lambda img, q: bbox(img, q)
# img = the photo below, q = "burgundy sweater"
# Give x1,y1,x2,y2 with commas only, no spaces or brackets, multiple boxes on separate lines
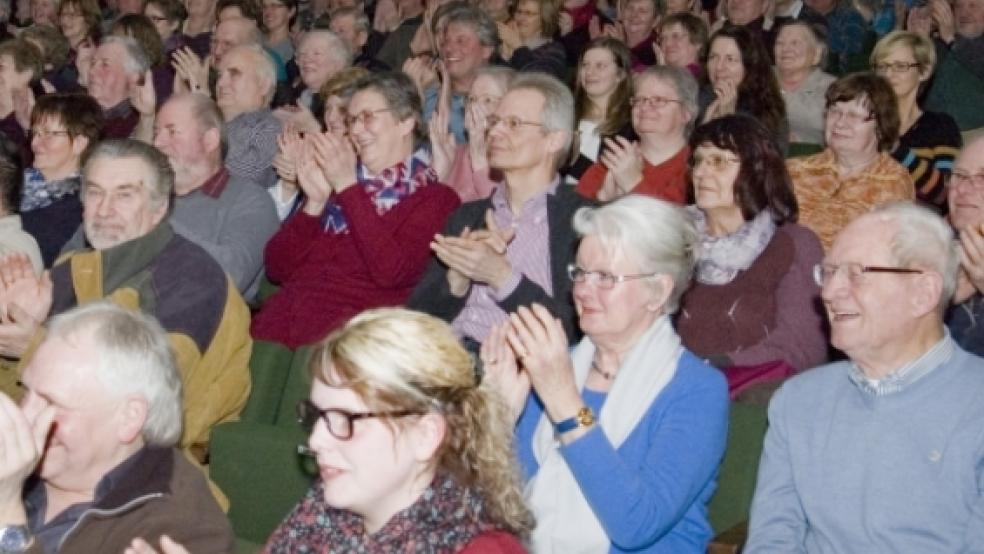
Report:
676,223,828,371
251,181,460,348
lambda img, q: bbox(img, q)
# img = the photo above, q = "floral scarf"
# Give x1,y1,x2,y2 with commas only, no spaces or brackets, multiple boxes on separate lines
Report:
263,473,498,553
19,169,80,212
687,206,777,285
318,149,434,234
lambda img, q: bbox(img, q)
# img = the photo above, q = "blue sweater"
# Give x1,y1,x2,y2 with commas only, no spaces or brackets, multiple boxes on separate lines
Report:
746,345,984,553
516,351,729,553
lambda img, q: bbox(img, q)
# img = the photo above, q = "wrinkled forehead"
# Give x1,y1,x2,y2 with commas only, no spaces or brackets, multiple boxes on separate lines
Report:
830,216,897,263
955,139,984,174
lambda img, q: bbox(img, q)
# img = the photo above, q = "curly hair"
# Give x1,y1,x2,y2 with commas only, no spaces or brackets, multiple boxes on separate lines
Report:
575,37,632,137
310,308,535,538
705,25,786,142
689,114,798,224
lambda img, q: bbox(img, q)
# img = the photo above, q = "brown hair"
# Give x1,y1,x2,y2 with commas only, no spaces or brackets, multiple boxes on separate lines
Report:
825,72,900,152
58,0,104,43
575,37,632,136
0,39,43,84
31,93,104,146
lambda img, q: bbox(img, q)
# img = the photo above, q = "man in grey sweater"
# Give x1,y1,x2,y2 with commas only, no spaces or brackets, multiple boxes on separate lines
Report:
152,93,279,301
745,201,984,553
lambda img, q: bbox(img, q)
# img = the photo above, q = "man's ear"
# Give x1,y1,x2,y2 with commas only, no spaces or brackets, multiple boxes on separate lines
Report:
909,270,944,319
117,395,148,444
203,126,222,155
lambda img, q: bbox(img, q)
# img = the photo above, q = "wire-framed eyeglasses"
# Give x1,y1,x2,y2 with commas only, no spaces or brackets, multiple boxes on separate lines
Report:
567,264,660,289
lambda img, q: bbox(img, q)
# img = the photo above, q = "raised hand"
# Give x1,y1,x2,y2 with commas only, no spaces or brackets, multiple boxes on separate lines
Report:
171,47,209,94
480,322,531,422
11,87,34,131
310,131,358,193
131,69,157,117
598,136,643,200
0,394,55,525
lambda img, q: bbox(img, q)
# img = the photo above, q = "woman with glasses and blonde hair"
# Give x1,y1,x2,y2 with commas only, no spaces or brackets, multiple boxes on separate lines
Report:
576,65,696,202
871,30,962,213
252,72,460,349
676,115,827,398
483,194,729,552
789,72,914,252
262,308,532,552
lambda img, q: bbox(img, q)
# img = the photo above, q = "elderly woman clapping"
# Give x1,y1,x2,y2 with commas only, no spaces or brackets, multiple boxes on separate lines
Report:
483,195,729,553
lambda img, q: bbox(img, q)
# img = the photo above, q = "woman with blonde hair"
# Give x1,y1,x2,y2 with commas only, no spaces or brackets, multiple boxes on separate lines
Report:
264,307,532,552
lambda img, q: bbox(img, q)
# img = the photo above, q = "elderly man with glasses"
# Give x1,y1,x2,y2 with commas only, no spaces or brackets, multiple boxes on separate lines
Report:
945,135,984,355
745,200,984,553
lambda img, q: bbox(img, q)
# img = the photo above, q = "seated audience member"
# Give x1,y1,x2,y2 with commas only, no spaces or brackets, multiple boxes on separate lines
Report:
409,73,589,345
215,43,283,188
171,16,267,98
775,20,835,145
556,0,613,69
261,0,297,62
482,195,728,551
655,12,708,79
431,66,514,203
871,30,961,212
373,0,425,70
790,72,913,251
0,158,42,274
0,302,234,553
422,4,497,145
144,0,189,58
82,36,151,139
577,66,695,202
29,0,58,27
677,115,827,395
945,136,984,355
0,139,251,451
611,0,661,71
181,0,216,57
249,308,531,552
773,0,827,29
328,6,390,71
19,25,79,93
252,72,460,348
274,30,351,125
270,66,369,220
718,0,774,51
567,37,633,183
56,0,101,60
497,0,567,80
19,93,102,267
152,93,279,300
701,25,789,153
914,0,984,133
806,0,870,75
746,202,984,552
0,39,42,164
111,13,176,107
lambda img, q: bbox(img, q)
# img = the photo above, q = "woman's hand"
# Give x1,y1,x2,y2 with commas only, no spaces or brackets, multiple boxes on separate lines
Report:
465,101,491,171
131,70,156,118
75,40,95,87
704,79,738,123
171,47,209,94
497,21,523,60
558,11,575,35
429,101,457,182
296,141,334,216
598,136,643,200
931,0,956,44
480,322,532,422
273,126,303,184
402,55,439,98
373,0,401,32
310,131,358,193
505,304,582,423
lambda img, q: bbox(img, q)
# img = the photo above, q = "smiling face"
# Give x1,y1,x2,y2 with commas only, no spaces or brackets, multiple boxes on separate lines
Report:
948,139,984,230
775,23,821,76
872,44,927,102
578,46,624,100
707,36,745,88
306,377,429,532
726,0,765,25
31,0,58,26
262,0,295,33
144,3,180,40
297,33,343,90
487,87,559,175
31,115,88,179
347,88,415,174
20,331,137,499
441,21,492,86
215,48,272,120
330,13,367,53
824,96,879,159
631,75,691,137
82,156,168,250
955,0,984,38
659,22,701,68
58,3,89,42
691,143,743,218
513,0,543,40
620,0,658,42
573,235,663,345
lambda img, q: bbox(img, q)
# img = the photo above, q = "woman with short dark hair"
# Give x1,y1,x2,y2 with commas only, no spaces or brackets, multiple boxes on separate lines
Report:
677,115,827,396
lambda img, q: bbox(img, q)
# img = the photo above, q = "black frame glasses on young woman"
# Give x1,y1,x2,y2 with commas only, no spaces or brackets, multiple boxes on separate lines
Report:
296,399,423,441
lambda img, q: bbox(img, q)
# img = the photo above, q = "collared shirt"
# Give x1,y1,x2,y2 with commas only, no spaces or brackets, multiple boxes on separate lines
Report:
848,332,955,396
790,149,914,251
452,179,559,342
198,167,230,199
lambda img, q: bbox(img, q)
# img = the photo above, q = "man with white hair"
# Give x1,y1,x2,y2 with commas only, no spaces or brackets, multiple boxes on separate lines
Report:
409,72,590,346
745,202,984,552
85,36,150,138
216,43,282,188
0,302,234,552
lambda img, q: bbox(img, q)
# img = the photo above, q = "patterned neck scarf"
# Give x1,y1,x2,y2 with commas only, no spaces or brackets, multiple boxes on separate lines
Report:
318,149,434,234
687,206,777,285
20,169,81,212
265,473,500,553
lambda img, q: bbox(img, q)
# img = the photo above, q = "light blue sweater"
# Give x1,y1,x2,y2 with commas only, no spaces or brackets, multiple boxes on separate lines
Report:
516,351,729,553
746,343,984,553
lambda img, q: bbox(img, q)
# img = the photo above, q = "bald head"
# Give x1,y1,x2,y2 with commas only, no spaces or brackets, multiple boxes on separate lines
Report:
211,17,263,65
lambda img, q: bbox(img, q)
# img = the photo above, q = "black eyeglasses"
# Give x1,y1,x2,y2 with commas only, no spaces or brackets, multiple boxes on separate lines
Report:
296,399,423,441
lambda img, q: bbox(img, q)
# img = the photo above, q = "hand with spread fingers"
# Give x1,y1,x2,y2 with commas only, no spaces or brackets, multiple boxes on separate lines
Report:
480,321,531,422
0,254,52,358
598,136,643,200
171,47,209,94
0,394,55,525
504,304,582,423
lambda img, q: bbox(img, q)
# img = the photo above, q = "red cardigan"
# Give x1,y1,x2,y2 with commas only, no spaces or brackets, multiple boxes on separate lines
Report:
575,146,689,204
251,181,460,348
461,531,528,553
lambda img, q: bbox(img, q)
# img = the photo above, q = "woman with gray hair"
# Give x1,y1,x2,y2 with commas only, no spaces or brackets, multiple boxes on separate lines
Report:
577,65,697,202
483,194,729,552
775,20,835,146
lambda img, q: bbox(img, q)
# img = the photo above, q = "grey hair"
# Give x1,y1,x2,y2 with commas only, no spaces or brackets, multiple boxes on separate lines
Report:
100,35,150,76
507,72,574,170
330,5,369,34
82,138,174,211
573,195,699,313
302,29,352,68
352,71,424,149
225,43,277,104
443,3,500,51
633,65,699,134
869,201,960,312
776,19,828,70
173,92,228,159
46,302,183,446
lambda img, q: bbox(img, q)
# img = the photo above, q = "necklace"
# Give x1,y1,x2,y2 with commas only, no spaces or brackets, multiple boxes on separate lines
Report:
591,360,616,380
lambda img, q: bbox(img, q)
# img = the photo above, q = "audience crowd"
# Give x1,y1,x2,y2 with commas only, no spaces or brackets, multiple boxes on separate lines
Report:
0,0,981,550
